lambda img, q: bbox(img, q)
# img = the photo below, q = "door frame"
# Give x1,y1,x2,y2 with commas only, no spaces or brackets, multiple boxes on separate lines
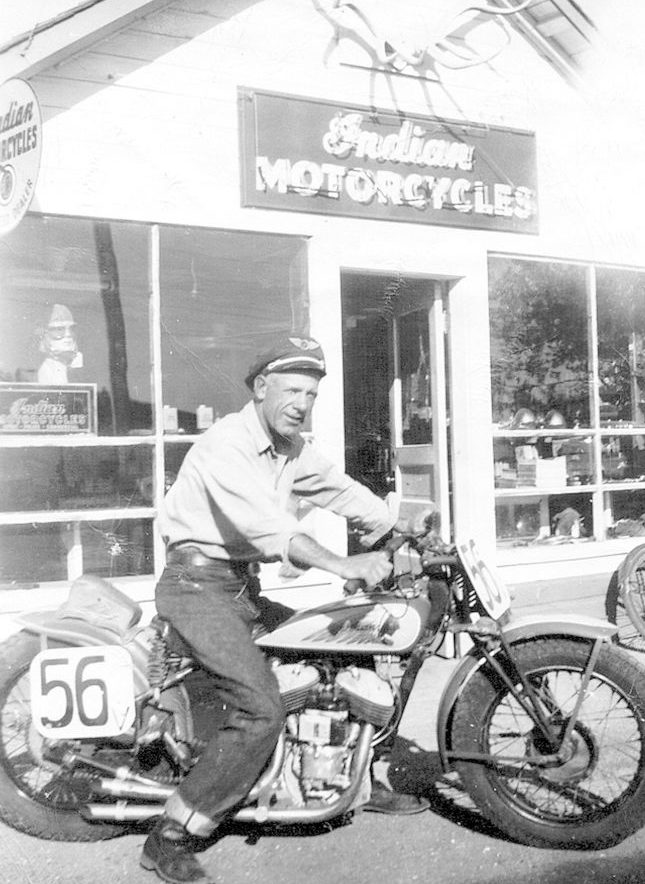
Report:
389,279,451,541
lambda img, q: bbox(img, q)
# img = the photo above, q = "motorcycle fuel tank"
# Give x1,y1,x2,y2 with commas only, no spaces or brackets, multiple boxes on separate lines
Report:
256,594,432,655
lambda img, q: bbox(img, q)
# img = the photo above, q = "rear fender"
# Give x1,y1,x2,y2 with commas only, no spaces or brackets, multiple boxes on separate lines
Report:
18,611,130,648
17,613,151,695
435,613,616,770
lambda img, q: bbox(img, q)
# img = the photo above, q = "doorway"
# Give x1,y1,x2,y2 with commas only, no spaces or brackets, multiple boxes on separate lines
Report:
341,272,451,538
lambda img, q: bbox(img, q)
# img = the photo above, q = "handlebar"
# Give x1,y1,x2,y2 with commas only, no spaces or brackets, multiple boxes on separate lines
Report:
342,531,457,595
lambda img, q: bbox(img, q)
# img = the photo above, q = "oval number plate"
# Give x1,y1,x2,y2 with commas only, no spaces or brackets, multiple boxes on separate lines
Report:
30,645,136,739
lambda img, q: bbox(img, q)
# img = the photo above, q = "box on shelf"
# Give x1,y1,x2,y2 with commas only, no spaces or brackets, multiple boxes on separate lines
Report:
516,456,567,488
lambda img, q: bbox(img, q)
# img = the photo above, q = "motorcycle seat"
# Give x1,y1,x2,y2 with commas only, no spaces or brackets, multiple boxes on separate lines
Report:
54,573,143,637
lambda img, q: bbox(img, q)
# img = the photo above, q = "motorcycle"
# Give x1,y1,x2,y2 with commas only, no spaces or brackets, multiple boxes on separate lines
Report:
2,524,645,850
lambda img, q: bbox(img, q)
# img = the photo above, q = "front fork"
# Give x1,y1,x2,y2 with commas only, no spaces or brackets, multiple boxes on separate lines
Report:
447,620,604,766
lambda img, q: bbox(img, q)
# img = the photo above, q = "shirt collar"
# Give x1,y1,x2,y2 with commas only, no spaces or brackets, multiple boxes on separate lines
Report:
241,400,304,458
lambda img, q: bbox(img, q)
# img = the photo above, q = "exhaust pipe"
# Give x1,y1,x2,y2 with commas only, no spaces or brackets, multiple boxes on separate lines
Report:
83,726,373,826
235,724,374,824
93,779,174,801
83,804,163,822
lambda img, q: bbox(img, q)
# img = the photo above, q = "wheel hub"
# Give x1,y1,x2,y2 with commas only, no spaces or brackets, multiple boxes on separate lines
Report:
528,720,597,784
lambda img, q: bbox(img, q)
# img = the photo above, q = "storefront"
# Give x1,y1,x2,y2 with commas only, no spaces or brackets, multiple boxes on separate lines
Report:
1,0,644,633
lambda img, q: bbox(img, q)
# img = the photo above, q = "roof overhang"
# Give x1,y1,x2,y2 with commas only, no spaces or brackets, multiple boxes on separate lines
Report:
0,0,174,84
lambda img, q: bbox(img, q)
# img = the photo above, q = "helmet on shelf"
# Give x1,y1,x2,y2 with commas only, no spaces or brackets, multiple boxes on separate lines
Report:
510,407,537,431
543,409,567,429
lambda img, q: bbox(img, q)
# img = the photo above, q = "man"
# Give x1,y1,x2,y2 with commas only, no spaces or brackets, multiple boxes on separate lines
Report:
141,334,427,884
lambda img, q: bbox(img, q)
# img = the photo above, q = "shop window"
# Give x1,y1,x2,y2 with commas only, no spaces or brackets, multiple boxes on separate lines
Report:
0,216,310,587
490,257,645,545
0,214,153,435
159,227,309,433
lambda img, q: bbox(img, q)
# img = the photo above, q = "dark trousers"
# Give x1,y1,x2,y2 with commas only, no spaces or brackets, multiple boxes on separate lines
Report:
155,559,286,834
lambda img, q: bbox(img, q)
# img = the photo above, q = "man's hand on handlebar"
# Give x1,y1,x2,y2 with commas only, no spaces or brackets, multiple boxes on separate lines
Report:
340,551,393,588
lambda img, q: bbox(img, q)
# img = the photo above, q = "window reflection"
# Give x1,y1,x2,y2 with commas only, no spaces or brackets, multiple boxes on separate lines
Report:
399,309,432,445
0,446,153,512
596,268,645,427
160,228,308,432
489,259,589,428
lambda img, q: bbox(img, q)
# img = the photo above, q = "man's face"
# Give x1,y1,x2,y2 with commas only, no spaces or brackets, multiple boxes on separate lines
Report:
254,371,320,442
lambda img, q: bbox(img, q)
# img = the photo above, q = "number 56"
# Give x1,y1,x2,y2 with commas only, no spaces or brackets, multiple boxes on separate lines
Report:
30,646,135,739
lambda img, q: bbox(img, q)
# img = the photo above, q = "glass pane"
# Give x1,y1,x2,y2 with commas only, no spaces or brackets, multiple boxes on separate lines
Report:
602,435,645,483
596,267,645,427
495,492,593,544
341,274,391,494
607,490,645,537
160,228,308,432
0,446,153,512
80,518,154,577
494,434,596,489
0,519,153,584
164,442,193,489
0,523,68,584
399,309,432,445
0,214,152,435
489,258,590,428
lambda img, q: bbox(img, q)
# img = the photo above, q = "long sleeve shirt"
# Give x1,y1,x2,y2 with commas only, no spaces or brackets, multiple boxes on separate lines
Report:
159,401,395,563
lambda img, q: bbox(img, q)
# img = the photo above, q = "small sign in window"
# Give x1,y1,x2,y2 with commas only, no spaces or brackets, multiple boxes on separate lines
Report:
0,382,97,434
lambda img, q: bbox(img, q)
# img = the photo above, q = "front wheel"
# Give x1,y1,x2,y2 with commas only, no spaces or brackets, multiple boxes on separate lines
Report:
450,637,645,849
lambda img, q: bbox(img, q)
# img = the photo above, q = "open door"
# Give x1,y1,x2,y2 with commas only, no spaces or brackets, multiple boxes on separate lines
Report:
342,273,451,540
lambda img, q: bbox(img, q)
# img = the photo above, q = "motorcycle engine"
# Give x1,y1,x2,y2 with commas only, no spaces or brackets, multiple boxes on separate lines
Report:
272,661,395,803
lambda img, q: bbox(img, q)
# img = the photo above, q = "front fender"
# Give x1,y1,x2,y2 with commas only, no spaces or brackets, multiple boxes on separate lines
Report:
500,612,616,644
435,612,616,770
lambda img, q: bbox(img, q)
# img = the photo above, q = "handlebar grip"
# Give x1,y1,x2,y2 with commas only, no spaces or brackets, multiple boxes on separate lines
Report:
343,578,366,596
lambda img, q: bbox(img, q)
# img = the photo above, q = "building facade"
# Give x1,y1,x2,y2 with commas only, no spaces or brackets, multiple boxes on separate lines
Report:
1,0,644,633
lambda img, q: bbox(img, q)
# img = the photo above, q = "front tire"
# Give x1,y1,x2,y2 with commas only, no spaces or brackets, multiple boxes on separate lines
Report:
450,637,645,849
0,631,124,841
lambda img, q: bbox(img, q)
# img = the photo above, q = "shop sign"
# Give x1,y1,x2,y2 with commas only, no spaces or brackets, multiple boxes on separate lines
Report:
0,78,42,237
239,88,538,233
0,383,97,435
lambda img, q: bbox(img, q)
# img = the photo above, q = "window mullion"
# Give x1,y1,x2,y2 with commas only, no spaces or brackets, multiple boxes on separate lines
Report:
150,224,165,576
587,264,604,539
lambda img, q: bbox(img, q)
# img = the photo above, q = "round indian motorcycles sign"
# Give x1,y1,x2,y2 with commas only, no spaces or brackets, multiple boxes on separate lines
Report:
0,78,42,236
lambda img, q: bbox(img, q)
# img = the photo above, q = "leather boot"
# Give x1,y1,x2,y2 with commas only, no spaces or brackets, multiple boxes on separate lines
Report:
140,816,212,884
362,782,430,815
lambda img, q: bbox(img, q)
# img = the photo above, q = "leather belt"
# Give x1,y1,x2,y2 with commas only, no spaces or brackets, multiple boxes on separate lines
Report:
166,544,251,578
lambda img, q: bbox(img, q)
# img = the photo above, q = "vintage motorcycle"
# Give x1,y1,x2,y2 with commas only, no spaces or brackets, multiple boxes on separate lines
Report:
2,525,645,850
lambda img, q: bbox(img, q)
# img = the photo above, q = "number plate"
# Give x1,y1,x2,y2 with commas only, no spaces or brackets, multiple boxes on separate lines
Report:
458,539,512,620
30,645,136,739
